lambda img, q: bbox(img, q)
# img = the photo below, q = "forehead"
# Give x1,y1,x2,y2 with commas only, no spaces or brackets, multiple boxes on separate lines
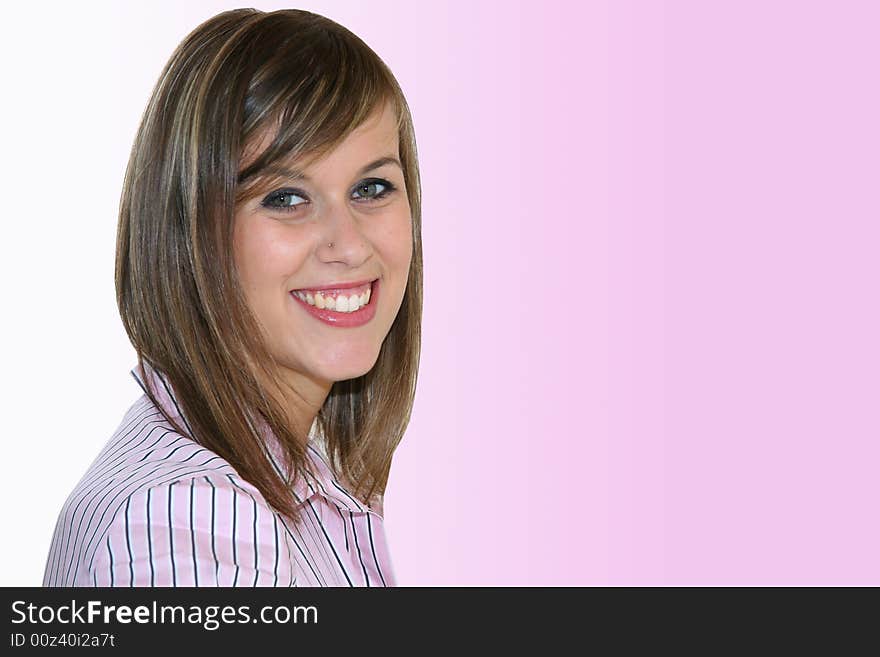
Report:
240,99,399,175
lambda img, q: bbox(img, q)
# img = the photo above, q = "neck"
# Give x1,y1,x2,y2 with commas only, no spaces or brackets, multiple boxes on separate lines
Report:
259,365,332,445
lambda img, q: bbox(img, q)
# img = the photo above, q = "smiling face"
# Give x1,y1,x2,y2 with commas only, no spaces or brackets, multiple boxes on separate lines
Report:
233,101,413,410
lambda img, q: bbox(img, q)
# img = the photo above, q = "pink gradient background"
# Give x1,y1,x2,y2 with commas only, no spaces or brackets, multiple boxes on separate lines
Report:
6,1,877,585
98,0,880,585
379,0,880,585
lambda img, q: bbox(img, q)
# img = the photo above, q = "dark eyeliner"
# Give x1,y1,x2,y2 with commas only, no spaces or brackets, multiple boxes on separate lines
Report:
259,177,397,213
260,188,307,211
354,177,396,200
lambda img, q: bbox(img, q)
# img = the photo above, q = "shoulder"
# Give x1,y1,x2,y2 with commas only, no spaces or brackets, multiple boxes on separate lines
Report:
109,469,276,536
88,394,241,497
94,471,292,586
81,393,250,538
45,396,244,583
45,391,300,587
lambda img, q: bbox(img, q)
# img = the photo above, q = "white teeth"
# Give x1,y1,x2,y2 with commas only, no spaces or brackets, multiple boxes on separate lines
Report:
293,283,373,313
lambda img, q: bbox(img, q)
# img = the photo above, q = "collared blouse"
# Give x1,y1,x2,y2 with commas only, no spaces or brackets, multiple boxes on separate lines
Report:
42,361,396,587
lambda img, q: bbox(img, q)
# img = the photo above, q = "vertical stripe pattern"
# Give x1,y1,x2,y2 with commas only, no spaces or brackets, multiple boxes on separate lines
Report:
42,362,397,587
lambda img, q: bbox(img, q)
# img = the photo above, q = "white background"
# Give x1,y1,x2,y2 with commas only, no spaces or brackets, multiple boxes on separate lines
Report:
0,0,444,586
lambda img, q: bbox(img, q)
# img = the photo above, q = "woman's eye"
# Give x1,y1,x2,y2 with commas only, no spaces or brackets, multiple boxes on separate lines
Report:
260,178,396,214
261,190,307,211
353,178,395,201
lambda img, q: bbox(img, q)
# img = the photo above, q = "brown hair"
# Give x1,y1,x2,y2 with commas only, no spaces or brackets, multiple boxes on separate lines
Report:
115,8,422,521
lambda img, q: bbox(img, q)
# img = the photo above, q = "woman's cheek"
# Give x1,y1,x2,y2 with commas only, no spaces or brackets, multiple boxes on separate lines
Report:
377,208,413,259
239,216,310,285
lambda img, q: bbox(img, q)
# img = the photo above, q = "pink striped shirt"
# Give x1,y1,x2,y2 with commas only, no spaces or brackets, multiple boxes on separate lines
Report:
42,361,396,587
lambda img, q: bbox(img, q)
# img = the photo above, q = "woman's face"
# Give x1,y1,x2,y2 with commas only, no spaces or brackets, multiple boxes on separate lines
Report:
233,101,413,398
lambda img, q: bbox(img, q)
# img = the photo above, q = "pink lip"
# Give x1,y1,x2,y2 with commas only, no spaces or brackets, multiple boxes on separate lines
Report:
289,279,379,328
293,278,376,292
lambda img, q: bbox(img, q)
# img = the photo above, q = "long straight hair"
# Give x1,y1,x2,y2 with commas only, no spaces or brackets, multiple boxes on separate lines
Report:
115,8,422,522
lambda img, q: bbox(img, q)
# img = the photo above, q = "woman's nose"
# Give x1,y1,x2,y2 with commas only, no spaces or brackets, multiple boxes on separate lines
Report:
316,203,372,265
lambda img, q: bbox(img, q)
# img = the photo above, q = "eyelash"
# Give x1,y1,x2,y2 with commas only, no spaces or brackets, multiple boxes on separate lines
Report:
260,178,397,213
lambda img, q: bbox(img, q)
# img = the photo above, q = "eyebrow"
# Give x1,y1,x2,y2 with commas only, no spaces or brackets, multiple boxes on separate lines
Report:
252,155,403,183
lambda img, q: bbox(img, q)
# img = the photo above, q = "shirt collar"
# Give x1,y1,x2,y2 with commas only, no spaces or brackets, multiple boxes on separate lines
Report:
130,360,371,514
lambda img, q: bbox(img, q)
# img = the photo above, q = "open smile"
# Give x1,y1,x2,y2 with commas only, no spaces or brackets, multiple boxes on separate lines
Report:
289,279,380,327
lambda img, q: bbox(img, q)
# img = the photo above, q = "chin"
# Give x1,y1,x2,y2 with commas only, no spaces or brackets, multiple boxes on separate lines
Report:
306,348,381,384
312,364,371,385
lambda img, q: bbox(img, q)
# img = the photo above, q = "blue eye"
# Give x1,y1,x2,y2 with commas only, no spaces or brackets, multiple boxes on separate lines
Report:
261,190,306,210
353,178,395,201
260,178,397,214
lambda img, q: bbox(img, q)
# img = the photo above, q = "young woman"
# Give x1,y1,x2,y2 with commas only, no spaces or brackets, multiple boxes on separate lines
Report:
42,8,422,587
